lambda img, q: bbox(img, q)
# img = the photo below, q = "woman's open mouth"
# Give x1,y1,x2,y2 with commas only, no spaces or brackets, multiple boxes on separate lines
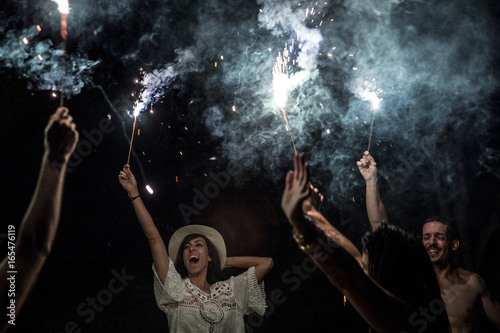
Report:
189,255,200,264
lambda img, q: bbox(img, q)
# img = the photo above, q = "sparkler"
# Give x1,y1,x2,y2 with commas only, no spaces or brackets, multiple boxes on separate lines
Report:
127,67,158,165
272,38,300,154
355,81,382,152
126,115,137,165
127,103,144,165
366,93,381,152
367,108,376,152
53,0,69,107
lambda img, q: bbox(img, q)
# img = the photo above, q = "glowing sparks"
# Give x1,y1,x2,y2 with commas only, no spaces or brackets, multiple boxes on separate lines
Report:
272,38,300,108
356,80,382,111
53,0,69,14
145,185,154,194
272,72,289,108
354,78,383,152
37,55,43,61
22,38,29,45
133,101,146,117
359,90,381,110
272,37,301,154
53,0,69,40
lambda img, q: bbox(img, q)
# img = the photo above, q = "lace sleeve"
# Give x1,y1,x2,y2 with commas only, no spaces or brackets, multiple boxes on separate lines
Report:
152,258,186,314
232,266,267,316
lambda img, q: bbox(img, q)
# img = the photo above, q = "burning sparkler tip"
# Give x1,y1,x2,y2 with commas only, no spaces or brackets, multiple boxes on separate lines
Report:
53,0,70,14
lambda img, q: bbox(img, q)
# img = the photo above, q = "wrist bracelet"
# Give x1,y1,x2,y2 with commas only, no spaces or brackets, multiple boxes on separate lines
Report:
293,223,320,252
130,194,140,202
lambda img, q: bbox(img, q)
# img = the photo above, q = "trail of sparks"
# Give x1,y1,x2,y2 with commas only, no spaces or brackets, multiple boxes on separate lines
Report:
272,38,300,154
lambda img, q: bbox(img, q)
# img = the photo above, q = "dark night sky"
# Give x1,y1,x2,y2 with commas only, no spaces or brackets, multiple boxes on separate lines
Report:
1,0,500,332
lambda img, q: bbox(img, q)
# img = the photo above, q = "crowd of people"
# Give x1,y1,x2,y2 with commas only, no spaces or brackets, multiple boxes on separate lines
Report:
1,107,499,333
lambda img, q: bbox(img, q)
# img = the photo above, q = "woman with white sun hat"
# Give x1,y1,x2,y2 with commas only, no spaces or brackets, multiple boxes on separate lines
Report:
119,165,273,332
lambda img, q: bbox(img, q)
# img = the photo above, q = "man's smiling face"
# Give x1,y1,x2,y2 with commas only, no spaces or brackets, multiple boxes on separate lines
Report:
422,221,454,266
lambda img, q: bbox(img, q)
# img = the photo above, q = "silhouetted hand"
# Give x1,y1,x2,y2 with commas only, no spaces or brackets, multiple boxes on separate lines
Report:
45,107,78,162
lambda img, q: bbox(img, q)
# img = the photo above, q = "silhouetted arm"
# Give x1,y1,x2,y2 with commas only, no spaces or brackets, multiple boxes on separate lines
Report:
0,107,78,333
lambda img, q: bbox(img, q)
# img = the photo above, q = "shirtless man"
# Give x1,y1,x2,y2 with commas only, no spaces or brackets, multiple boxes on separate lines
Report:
357,151,500,333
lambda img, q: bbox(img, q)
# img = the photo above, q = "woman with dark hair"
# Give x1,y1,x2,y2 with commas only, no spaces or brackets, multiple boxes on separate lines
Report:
361,223,449,332
281,153,450,332
119,165,273,333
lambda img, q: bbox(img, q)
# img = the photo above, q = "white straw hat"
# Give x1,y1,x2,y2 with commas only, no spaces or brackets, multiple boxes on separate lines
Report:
168,225,227,269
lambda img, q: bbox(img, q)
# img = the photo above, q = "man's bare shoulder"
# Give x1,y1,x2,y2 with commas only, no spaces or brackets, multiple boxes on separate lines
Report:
453,267,486,293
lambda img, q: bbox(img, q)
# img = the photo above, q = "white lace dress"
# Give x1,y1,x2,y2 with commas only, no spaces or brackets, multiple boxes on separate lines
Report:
152,259,266,333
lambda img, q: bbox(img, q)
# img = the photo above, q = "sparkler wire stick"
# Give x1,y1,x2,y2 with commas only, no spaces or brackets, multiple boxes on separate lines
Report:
127,116,137,165
281,107,297,154
55,1,69,107
367,108,375,152
60,31,67,107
